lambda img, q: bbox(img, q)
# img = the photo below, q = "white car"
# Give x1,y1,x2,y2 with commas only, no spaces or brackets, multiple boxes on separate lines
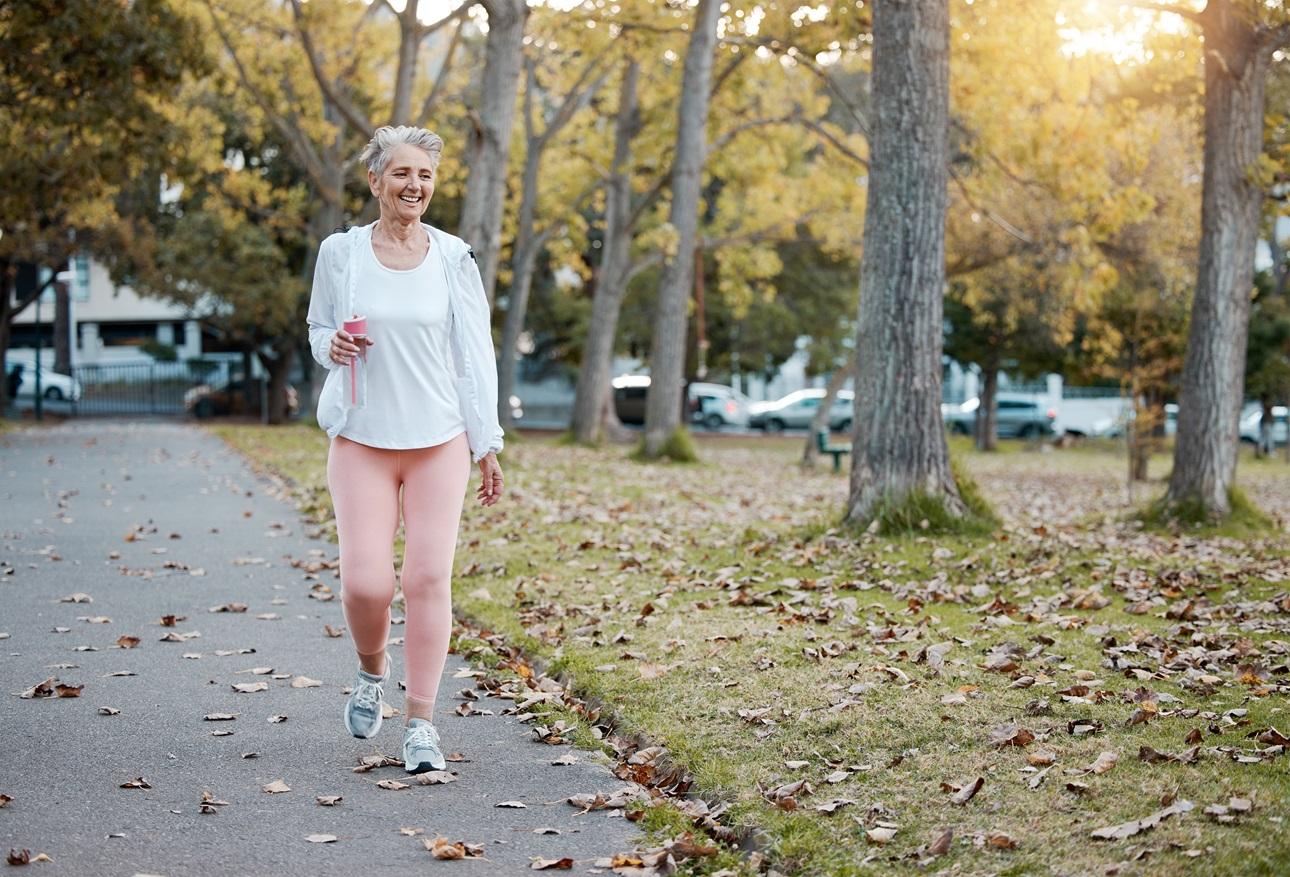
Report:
1240,403,1288,446
5,355,82,402
749,388,855,432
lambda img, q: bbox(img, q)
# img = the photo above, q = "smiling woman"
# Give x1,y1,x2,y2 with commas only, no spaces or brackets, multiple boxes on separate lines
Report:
303,123,506,777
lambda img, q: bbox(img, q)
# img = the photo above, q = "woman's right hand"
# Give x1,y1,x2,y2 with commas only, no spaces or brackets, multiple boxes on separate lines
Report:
329,329,372,365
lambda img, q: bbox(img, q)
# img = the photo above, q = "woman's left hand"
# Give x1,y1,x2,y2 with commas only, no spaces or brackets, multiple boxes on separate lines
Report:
476,452,504,507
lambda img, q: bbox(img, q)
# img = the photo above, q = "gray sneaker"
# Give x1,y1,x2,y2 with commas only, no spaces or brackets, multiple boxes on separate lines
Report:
403,718,446,774
343,663,387,739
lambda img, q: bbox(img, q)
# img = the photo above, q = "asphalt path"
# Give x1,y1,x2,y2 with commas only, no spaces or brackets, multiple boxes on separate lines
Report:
0,419,641,876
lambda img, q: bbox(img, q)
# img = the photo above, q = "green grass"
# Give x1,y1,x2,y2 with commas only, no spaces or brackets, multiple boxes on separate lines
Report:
213,423,1290,876
1143,485,1279,539
631,425,699,463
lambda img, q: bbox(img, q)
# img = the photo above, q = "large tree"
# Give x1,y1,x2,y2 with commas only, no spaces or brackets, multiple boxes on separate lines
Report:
640,0,723,458
1137,0,1290,517
846,0,966,524
0,0,204,410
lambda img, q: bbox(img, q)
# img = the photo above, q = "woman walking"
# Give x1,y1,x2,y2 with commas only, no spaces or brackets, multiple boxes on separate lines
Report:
305,126,504,773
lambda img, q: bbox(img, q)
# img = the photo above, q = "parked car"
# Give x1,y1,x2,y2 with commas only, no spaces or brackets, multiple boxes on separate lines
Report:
184,377,299,419
748,388,855,433
687,382,751,429
942,393,1057,438
611,375,752,429
1239,403,1289,446
4,355,82,402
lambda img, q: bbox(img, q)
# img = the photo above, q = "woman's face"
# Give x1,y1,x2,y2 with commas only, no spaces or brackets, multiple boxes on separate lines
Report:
369,143,436,224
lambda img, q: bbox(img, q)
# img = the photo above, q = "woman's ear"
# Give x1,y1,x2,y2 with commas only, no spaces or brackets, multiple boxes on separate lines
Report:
368,169,380,197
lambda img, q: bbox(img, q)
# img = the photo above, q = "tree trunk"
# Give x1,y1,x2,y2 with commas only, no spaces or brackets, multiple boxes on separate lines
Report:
257,340,294,426
1258,396,1274,458
801,357,855,469
641,0,721,458
1,258,12,414
496,147,540,428
571,58,639,444
975,363,998,452
1130,395,1153,482
1164,3,1272,517
458,0,527,307
53,281,71,375
845,0,965,523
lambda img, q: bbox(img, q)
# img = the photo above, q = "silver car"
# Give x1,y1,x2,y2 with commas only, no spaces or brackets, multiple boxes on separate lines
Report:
749,389,855,432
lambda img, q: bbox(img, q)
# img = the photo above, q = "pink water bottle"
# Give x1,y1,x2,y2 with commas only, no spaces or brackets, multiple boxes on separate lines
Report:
342,315,368,410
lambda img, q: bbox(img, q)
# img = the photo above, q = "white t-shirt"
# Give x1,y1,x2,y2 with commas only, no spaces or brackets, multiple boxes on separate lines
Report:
338,235,466,449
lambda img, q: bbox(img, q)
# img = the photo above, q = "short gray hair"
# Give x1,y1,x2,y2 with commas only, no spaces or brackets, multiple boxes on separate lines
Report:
359,126,444,176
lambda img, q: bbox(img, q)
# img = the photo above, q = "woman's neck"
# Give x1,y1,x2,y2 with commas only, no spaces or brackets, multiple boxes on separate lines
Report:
375,216,422,246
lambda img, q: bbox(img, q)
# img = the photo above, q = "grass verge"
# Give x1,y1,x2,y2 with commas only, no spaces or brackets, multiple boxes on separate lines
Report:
214,424,1290,877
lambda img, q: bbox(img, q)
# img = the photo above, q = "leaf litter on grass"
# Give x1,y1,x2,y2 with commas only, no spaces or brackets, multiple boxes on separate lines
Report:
217,426,1290,876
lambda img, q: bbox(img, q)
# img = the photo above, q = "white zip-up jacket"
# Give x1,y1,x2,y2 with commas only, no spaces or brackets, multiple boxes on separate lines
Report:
306,221,504,462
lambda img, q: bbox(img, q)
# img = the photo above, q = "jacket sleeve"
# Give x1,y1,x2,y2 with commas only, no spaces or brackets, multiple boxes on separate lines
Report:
306,237,341,371
459,248,505,460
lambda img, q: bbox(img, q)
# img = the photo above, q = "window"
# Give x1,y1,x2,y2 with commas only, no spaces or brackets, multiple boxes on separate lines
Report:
74,256,90,302
98,321,159,347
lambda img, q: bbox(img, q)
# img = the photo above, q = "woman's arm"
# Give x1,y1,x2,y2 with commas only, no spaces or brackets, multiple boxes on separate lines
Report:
306,238,342,370
458,247,505,460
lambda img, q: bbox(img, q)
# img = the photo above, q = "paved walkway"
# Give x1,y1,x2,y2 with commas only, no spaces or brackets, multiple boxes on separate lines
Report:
0,420,641,876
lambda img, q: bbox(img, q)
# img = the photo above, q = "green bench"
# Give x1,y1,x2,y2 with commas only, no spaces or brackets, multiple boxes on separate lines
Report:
815,427,851,472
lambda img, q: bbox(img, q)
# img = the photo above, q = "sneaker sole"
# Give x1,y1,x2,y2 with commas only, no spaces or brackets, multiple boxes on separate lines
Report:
405,759,446,774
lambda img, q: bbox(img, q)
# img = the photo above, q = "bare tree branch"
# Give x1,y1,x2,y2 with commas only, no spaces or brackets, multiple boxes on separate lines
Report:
1121,1,1206,26
289,0,375,136
800,118,868,167
202,0,333,198
415,17,465,126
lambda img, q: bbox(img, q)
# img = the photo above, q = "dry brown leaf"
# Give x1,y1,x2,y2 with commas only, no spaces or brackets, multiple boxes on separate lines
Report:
1087,751,1118,775
947,776,984,806
989,724,1035,748
262,779,291,794
928,827,953,857
415,771,458,785
98,707,121,716
316,795,343,806
305,834,337,844
204,713,237,722
290,676,323,689
1090,799,1194,840
529,857,574,870
425,836,484,860
119,777,151,789
231,682,268,694
376,779,410,791
495,800,527,808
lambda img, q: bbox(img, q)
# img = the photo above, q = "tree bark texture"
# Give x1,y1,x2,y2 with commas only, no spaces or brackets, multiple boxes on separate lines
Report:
846,0,965,522
1165,2,1273,516
642,0,721,457
53,281,71,375
571,59,640,444
458,0,528,308
975,363,998,452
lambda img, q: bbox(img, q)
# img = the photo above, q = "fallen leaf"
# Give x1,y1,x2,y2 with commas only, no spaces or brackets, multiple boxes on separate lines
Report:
376,779,410,791
866,826,897,845
290,676,323,689
415,771,458,785
232,682,269,694
1086,751,1118,775
119,777,151,789
928,827,953,856
316,795,343,806
989,724,1035,748
115,635,140,649
529,857,574,870
987,832,1017,850
306,834,337,844
425,837,484,860
496,800,527,808
947,776,984,806
1090,799,1194,840
204,713,237,722
262,780,291,794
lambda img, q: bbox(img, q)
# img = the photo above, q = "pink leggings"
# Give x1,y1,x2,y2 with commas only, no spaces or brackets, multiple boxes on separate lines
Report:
326,432,470,711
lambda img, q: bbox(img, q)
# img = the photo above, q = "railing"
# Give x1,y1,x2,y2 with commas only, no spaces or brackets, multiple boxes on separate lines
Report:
72,360,232,416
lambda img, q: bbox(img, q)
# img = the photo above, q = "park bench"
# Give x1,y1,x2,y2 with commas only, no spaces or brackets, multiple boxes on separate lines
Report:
815,427,851,473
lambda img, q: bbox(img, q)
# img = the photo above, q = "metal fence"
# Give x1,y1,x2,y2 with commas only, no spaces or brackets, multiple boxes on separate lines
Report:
72,360,234,416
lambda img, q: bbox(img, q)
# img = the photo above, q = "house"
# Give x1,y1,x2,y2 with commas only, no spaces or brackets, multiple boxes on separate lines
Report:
7,255,234,368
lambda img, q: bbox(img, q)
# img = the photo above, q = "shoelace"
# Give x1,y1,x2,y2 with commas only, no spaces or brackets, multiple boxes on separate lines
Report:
406,723,439,752
353,679,383,714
